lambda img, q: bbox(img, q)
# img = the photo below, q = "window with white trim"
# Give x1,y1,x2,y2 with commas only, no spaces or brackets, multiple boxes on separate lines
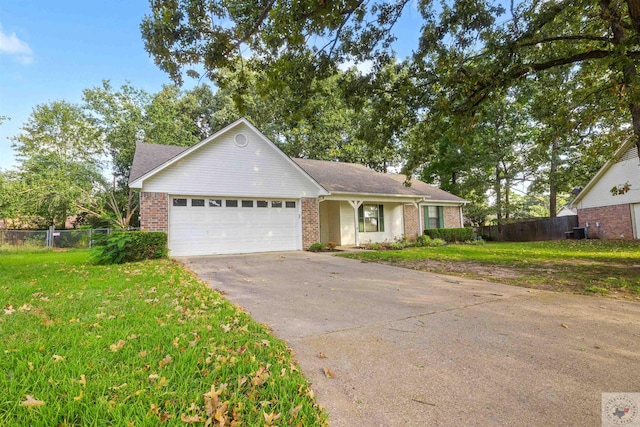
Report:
424,206,444,229
358,204,385,232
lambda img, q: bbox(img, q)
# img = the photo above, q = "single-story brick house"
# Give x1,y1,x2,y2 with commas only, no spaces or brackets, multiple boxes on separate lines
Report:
129,118,467,256
569,140,640,239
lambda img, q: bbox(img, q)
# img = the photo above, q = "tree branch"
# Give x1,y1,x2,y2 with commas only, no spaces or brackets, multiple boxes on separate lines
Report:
518,34,612,47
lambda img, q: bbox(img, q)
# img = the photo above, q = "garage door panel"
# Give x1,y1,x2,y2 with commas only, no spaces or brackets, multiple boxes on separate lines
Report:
169,197,300,256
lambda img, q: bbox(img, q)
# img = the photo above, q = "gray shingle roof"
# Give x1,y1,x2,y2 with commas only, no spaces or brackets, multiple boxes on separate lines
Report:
292,158,465,201
129,142,465,202
129,143,188,182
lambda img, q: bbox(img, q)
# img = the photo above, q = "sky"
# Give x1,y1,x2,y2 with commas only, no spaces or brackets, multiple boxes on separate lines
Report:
0,1,423,171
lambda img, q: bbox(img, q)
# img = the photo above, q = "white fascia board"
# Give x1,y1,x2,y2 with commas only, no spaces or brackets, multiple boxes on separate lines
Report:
320,192,467,205
128,117,328,196
570,139,635,207
241,119,329,196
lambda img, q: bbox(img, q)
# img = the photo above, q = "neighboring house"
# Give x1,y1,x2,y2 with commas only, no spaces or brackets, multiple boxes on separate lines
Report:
556,206,577,217
129,118,467,256
569,140,640,239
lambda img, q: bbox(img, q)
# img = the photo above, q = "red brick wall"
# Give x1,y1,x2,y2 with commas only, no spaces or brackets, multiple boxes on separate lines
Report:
578,204,633,239
301,197,319,249
444,206,462,228
403,204,419,241
139,192,168,233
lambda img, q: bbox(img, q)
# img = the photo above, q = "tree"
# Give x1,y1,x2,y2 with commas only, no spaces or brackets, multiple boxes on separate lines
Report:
140,0,640,181
9,101,105,228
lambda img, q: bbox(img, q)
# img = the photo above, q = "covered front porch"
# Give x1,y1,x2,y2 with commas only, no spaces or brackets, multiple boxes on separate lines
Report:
318,195,425,247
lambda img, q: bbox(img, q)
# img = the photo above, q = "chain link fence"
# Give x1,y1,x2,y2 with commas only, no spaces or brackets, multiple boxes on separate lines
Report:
0,228,140,249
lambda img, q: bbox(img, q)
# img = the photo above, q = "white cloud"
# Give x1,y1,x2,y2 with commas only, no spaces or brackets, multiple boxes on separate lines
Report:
0,24,33,64
338,59,374,74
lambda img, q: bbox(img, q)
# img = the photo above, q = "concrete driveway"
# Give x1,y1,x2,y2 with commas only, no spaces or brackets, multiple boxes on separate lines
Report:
181,251,640,426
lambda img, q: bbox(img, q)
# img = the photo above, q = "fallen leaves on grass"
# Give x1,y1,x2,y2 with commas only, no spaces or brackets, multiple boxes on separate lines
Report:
4,305,15,315
180,413,204,423
159,354,173,369
52,355,65,363
109,340,127,352
20,395,45,407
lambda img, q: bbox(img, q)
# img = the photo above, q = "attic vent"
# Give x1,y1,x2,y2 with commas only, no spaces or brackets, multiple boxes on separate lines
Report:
618,146,638,163
234,133,248,147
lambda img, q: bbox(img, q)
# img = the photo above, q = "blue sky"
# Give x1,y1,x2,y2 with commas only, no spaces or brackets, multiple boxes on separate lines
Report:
0,1,422,171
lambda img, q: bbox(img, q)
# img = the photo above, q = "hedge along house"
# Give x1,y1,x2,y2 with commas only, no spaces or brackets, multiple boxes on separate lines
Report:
129,118,467,256
569,139,640,239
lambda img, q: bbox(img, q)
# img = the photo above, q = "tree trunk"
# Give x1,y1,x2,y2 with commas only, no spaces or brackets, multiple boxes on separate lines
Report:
549,139,558,218
604,0,640,159
495,165,502,224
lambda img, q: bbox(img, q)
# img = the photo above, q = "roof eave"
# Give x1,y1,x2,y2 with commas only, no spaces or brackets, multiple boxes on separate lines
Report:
570,139,635,207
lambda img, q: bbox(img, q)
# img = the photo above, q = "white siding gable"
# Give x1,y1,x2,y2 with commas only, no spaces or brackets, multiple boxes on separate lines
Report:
142,122,323,198
577,156,640,209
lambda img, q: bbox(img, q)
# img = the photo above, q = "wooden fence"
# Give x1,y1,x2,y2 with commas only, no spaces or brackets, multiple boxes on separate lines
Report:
476,215,579,242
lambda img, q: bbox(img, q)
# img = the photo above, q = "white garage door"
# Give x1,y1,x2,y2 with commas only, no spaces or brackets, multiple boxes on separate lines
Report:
169,196,301,256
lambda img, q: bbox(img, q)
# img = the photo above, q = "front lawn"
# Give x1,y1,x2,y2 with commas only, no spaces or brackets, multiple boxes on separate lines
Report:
339,240,640,298
0,250,327,426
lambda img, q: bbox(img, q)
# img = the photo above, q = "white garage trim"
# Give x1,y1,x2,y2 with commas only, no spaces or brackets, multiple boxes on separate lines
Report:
169,195,301,256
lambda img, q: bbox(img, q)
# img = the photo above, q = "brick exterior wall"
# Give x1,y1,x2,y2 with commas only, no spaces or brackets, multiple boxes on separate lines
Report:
139,192,169,233
403,204,419,241
577,204,634,239
301,197,319,249
443,206,462,228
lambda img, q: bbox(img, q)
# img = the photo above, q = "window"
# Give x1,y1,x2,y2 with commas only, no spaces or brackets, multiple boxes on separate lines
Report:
226,200,238,207
191,199,205,207
271,201,282,208
209,199,222,207
424,206,444,229
242,200,254,208
285,201,296,208
173,198,187,207
358,204,385,232
257,200,268,208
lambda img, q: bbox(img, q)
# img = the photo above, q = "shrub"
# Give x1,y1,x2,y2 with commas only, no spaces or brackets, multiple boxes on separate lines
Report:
423,227,474,242
367,241,383,250
92,231,167,264
390,241,405,250
326,241,337,251
308,242,325,252
415,234,432,247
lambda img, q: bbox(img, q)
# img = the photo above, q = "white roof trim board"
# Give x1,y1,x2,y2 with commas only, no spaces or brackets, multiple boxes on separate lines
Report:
129,117,465,204
570,139,638,207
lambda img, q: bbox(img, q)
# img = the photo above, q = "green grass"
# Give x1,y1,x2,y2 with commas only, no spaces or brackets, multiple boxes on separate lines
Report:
0,250,327,426
339,240,640,297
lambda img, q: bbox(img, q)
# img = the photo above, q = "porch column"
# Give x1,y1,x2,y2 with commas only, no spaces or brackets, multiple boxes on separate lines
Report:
415,201,423,236
348,200,363,246
459,206,464,227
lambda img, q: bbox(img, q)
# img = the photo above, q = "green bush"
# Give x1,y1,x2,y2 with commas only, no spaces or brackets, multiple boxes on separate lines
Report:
415,234,432,247
308,242,325,252
423,227,474,242
92,231,167,264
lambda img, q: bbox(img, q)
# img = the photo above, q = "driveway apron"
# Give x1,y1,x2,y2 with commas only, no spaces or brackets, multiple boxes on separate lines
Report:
181,251,640,427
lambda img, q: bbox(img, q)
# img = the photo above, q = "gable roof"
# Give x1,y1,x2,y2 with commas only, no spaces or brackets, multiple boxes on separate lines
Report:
128,118,465,204
292,158,465,202
570,139,638,207
128,118,326,195
129,143,187,183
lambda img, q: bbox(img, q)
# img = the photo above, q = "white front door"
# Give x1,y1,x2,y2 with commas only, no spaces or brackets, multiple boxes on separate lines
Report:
168,196,301,256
